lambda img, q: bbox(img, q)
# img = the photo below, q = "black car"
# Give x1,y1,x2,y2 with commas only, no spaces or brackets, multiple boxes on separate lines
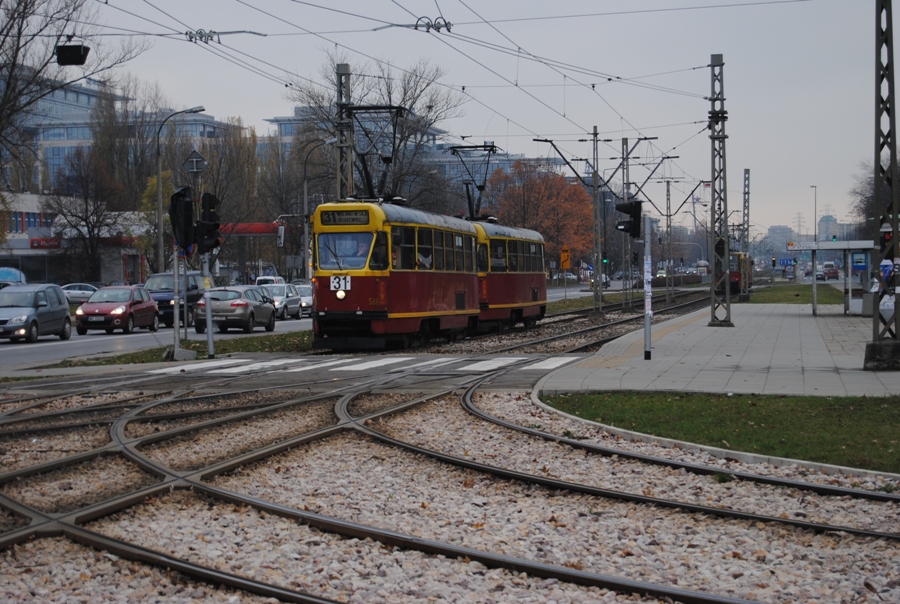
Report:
143,271,205,328
0,283,72,342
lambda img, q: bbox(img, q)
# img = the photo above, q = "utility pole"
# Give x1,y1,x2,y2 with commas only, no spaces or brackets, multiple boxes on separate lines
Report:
621,138,632,307
336,63,354,200
865,0,900,368
740,169,751,301
664,180,673,304
708,53,733,327
592,126,603,314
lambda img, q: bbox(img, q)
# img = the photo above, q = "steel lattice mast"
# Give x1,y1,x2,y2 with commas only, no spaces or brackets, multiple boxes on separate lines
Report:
866,0,900,368
708,54,733,327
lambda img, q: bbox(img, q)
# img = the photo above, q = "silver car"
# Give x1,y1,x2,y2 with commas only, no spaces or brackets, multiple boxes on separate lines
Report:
262,283,302,320
194,286,276,334
61,282,99,304
296,283,312,317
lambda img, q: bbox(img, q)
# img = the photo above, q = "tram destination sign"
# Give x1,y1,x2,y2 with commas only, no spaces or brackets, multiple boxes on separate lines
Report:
321,210,369,225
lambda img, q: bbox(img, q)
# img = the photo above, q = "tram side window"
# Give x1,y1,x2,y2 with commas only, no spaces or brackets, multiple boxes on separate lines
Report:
454,234,464,272
370,232,389,270
516,240,525,272
391,227,416,270
508,240,519,272
433,229,445,270
417,228,433,270
476,243,489,272
464,235,474,272
489,240,507,272
525,243,534,272
444,231,455,271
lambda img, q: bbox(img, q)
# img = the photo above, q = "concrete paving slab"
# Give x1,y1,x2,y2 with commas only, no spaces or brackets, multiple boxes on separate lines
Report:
539,303,900,397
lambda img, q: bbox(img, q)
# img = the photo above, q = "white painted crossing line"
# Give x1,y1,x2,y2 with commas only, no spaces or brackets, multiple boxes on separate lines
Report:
390,358,459,371
208,358,307,374
454,357,526,372
331,357,414,371
147,358,245,374
283,358,357,372
519,357,580,370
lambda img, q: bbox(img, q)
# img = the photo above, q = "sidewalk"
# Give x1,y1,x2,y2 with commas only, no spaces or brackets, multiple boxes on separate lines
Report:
538,304,900,397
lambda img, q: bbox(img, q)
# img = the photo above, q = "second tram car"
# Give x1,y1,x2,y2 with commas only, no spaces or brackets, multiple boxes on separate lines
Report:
311,201,547,349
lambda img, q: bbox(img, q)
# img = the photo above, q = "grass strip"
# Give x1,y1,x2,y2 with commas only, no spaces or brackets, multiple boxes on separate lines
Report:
544,391,900,476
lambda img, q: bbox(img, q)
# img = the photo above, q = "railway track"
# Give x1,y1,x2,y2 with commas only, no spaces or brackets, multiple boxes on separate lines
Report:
1,360,898,603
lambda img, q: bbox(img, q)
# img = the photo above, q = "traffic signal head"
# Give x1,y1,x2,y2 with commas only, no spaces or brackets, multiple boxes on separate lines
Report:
832,235,837,242
792,257,798,265
771,256,776,268
881,224,893,251
615,200,642,239
168,186,195,251
602,255,608,264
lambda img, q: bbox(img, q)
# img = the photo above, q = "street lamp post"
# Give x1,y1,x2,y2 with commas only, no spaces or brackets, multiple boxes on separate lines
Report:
156,106,205,271
810,185,817,242
302,138,336,280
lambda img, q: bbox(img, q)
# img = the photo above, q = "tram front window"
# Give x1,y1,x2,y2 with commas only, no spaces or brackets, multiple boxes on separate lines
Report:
317,233,374,270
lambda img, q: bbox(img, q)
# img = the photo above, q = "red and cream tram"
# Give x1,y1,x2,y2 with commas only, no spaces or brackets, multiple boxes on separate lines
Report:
311,201,546,349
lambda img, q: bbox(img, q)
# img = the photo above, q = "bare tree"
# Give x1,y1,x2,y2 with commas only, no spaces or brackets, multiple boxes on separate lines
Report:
0,0,145,172
41,147,125,281
287,53,464,211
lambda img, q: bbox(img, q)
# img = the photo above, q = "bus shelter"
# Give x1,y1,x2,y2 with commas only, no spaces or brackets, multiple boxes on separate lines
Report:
787,240,876,316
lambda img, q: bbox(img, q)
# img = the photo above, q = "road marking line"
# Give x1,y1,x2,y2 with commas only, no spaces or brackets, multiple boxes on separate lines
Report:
332,357,414,371
455,358,526,371
520,357,580,370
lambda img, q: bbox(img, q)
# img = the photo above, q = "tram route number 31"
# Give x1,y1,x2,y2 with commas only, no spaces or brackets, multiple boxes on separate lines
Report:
330,276,351,290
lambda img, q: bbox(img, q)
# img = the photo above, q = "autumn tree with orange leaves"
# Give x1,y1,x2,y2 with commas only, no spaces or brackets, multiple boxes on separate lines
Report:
485,160,594,268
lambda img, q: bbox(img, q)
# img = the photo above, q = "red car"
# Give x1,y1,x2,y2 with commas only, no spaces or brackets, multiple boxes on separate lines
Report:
75,286,159,335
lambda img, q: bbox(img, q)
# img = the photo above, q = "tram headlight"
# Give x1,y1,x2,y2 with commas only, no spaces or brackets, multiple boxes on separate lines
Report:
336,290,346,300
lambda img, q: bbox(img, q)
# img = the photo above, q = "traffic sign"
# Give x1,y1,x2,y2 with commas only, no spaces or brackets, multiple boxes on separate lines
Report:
560,246,571,269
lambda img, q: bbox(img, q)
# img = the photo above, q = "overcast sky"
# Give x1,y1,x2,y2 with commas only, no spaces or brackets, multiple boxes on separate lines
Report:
95,0,877,238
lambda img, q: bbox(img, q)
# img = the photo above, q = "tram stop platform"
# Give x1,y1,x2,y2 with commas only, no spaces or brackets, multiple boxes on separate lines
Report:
538,303,900,398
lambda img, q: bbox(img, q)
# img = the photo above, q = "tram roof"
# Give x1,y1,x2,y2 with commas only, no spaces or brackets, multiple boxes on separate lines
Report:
378,203,477,234
475,221,544,242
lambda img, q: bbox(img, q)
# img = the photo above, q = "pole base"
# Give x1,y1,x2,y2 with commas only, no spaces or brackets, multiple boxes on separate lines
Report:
164,347,197,362
644,350,651,360
708,320,734,328
863,340,900,371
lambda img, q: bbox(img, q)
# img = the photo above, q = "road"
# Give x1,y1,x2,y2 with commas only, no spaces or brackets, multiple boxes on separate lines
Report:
0,317,313,373
3,287,617,372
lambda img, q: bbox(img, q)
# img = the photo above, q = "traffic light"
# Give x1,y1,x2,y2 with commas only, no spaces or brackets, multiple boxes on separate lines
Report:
615,200,642,239
56,42,90,66
771,257,776,268
792,257,798,265
632,251,638,265
168,186,195,252
195,193,222,254
602,255,608,265
881,224,893,252
832,234,837,242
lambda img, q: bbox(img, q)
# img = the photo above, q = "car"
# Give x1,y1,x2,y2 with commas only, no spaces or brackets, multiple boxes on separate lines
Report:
261,283,302,319
612,271,623,280
296,282,312,317
656,270,667,278
143,271,205,328
815,270,825,281
0,283,72,342
590,274,610,289
255,275,285,287
194,285,276,334
61,282,99,304
559,272,579,282
75,286,159,335
824,267,839,280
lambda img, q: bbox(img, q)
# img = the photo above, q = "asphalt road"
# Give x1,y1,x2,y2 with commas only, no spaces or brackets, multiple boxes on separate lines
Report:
0,316,313,372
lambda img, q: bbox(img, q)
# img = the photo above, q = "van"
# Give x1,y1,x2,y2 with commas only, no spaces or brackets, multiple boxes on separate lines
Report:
255,276,285,286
